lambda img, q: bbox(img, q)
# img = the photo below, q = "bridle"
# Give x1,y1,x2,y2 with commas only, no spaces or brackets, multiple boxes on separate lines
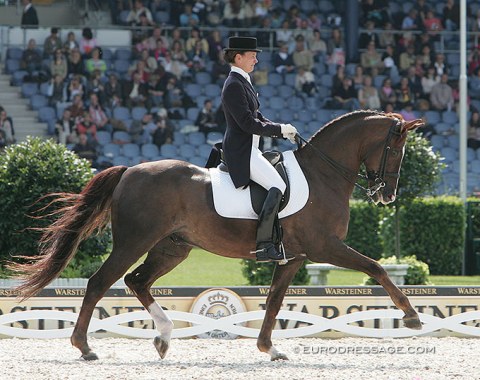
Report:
295,118,404,202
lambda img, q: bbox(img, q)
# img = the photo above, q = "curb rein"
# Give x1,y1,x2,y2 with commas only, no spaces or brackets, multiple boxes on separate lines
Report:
294,119,403,202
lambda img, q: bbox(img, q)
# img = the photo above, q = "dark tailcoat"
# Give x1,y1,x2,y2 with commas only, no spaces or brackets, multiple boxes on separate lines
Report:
221,71,282,188
21,6,39,27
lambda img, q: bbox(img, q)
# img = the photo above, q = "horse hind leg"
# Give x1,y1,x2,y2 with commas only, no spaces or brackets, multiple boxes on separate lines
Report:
257,256,305,361
124,238,191,359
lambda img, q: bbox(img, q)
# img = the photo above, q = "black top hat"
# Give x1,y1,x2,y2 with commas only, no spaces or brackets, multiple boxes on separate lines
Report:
224,37,262,52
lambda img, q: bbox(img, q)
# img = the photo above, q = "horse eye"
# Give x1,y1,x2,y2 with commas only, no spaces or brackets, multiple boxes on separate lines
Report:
391,150,399,158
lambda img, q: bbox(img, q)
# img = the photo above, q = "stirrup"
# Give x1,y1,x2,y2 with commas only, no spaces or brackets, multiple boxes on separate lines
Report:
251,242,294,266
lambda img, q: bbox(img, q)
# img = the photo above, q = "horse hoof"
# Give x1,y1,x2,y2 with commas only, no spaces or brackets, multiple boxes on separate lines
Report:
81,352,99,361
154,336,170,359
403,316,422,330
271,352,289,361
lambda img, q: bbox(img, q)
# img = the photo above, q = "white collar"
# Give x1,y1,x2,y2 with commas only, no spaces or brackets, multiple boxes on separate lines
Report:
230,66,252,85
24,3,32,11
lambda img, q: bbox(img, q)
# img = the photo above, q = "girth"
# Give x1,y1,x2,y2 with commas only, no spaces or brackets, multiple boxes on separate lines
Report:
205,143,291,214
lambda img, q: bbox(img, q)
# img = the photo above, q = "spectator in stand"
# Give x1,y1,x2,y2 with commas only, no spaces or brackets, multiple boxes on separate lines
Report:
414,32,435,55
379,77,397,108
269,7,283,29
468,110,480,150
332,64,346,93
469,67,480,99
358,20,380,50
128,59,150,84
472,9,480,33
415,0,431,25
127,0,154,26
406,65,424,100
43,28,63,58
67,48,86,80
76,111,98,145
185,27,209,55
378,21,396,48
21,0,39,28
147,26,169,51
124,71,149,109
211,50,230,83
417,44,434,71
132,112,155,144
276,20,293,48
272,43,295,75
381,44,399,76
399,44,416,75
327,28,346,67
168,28,186,50
331,77,360,111
468,45,480,76
50,48,68,82
308,29,327,63
67,94,86,122
104,73,124,108
63,31,79,55
47,74,67,108
358,75,381,110
402,9,421,31
88,93,109,132
55,108,76,145
138,48,158,73
163,41,189,79
85,47,107,79
79,27,97,58
421,66,440,99
399,102,417,121
292,35,314,71
147,72,166,108
152,108,174,148
0,108,15,147
196,99,222,136
360,41,383,76
361,0,389,27
20,38,42,77
295,66,316,97
67,74,85,102
187,40,208,74
72,133,97,167
152,38,168,63
395,77,415,109
256,16,274,48
433,53,449,78
430,73,454,111
307,10,322,30
442,0,460,31
423,10,443,37
207,30,224,62
352,65,365,90
285,4,302,28
295,19,313,43
180,3,200,27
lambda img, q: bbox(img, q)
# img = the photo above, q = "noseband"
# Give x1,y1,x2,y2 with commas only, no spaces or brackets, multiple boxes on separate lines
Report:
296,118,403,202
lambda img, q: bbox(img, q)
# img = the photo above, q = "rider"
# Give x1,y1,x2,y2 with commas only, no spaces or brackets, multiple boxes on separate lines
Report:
221,36,297,263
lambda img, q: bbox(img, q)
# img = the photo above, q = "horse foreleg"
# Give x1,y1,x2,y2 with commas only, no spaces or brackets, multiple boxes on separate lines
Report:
124,240,190,360
257,256,305,361
316,239,422,330
71,253,135,360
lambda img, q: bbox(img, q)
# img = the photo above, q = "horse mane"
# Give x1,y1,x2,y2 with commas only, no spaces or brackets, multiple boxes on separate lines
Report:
309,110,404,140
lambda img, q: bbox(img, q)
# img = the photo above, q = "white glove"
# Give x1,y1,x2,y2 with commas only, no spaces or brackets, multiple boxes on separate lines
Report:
281,124,298,143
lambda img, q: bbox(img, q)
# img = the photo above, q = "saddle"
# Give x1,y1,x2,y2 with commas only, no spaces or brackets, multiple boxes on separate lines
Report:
205,143,291,214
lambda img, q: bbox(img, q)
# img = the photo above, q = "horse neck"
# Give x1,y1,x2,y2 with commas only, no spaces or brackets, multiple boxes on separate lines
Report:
295,118,368,198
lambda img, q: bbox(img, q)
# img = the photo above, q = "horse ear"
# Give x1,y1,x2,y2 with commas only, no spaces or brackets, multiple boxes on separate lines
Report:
402,118,425,132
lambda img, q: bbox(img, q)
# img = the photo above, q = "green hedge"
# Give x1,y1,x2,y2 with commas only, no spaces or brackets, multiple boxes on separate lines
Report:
345,200,384,260
364,255,431,285
380,197,465,275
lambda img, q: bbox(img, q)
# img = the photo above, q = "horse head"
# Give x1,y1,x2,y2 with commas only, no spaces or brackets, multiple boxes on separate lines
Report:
363,114,423,205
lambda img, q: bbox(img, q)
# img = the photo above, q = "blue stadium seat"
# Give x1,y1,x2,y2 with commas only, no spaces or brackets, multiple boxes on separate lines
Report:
278,108,292,122
257,85,276,97
204,84,221,98
30,94,48,110
173,131,185,146
198,143,213,158
424,110,441,124
114,48,132,61
113,106,131,121
446,134,459,148
278,85,294,99
467,148,476,161
430,135,445,150
261,107,277,120
206,132,223,145
185,83,203,98
289,96,304,111
195,72,212,85
141,143,159,159
129,156,143,166
154,11,170,24
269,96,284,110
316,109,333,123
187,107,200,122
11,70,28,86
179,144,196,159
440,147,458,163
188,132,206,146
113,59,130,75
96,131,112,146
7,47,23,60
38,106,56,122
297,111,313,123
103,143,121,158
160,144,178,158
112,131,131,144
122,143,140,158
320,74,333,88
442,111,459,124
268,72,283,86
113,156,130,166
471,160,480,174
21,82,38,98
300,0,317,13
190,156,206,167
434,122,453,135
131,106,147,121
284,73,296,87
5,59,20,74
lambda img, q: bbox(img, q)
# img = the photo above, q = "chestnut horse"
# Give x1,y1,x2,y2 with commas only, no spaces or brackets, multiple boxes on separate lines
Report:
10,110,424,361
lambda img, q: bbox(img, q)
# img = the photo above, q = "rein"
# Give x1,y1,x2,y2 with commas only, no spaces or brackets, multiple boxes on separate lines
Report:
295,119,403,201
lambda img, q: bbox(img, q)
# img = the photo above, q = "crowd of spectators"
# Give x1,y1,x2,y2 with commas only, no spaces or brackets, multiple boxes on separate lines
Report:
5,0,480,165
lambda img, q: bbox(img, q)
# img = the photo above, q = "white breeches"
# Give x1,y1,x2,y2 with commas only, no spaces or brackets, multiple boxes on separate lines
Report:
249,146,286,193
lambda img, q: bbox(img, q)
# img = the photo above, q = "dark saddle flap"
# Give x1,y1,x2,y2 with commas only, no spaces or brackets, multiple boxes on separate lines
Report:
205,143,290,215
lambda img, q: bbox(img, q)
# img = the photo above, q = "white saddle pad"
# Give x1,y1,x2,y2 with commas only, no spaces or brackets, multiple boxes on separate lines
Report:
209,150,309,220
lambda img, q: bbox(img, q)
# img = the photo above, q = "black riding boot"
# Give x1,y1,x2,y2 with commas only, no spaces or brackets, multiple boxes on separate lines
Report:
253,187,294,263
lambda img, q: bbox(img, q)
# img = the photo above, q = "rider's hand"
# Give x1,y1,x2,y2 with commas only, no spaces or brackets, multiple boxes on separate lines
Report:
281,124,298,143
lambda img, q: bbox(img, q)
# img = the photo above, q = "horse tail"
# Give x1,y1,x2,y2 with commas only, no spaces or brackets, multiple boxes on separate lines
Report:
9,166,129,301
